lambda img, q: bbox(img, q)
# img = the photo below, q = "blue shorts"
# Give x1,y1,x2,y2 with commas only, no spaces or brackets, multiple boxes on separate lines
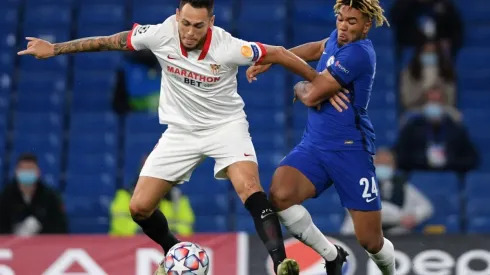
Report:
279,142,382,211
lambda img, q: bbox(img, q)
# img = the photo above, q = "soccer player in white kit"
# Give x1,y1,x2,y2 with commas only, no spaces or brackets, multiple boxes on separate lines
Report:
18,0,322,274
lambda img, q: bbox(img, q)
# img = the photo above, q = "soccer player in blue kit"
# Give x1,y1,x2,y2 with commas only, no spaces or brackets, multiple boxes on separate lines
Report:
247,0,396,274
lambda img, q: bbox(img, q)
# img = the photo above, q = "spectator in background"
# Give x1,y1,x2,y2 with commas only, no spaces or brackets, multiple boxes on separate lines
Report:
391,0,464,58
112,50,161,115
395,87,479,173
0,153,67,235
400,40,456,111
341,147,434,235
110,156,195,236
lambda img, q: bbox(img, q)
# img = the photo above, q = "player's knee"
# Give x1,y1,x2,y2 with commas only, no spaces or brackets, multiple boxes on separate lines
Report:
269,184,295,211
129,198,154,220
356,233,384,253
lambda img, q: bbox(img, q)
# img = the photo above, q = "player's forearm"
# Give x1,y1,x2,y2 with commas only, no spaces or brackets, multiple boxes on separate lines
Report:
263,46,318,81
294,81,333,107
53,31,130,55
288,41,324,62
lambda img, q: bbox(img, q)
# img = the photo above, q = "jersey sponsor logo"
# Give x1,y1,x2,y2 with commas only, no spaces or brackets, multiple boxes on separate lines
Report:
167,66,220,83
327,56,335,67
209,64,221,75
335,60,350,74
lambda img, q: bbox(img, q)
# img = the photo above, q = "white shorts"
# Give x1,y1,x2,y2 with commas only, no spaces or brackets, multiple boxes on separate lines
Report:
139,119,258,184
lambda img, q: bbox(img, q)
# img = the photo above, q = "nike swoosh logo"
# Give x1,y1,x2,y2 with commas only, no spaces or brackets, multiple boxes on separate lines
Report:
366,197,377,203
244,153,254,157
167,55,178,60
261,213,273,219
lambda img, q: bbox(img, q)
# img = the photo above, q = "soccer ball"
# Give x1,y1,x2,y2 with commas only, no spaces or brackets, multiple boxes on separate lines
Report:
163,242,210,275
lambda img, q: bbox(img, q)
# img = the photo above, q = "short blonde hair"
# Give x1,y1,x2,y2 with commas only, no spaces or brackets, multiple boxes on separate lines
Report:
334,0,390,27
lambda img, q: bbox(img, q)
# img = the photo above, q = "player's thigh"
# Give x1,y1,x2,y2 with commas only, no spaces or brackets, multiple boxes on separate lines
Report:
129,176,174,218
270,144,329,210
348,209,384,253
325,150,382,211
204,120,261,202
140,127,204,184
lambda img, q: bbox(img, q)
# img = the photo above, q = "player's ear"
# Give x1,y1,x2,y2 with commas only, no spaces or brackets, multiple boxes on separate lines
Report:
176,8,180,20
363,20,372,35
209,15,215,27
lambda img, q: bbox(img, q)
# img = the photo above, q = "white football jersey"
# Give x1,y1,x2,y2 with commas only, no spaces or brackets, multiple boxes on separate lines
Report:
127,15,267,130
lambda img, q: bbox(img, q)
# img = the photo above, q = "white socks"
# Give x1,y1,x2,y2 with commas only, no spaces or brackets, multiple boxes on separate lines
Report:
367,238,396,275
277,205,338,261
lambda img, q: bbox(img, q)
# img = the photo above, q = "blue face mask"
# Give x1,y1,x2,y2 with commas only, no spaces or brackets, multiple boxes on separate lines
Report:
376,165,394,181
421,53,438,66
424,103,443,120
16,170,38,186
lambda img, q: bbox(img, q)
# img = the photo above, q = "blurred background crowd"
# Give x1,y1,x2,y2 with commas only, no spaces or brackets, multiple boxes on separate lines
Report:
0,0,488,237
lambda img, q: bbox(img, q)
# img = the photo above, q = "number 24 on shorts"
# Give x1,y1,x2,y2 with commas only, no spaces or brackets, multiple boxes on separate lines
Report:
359,177,378,203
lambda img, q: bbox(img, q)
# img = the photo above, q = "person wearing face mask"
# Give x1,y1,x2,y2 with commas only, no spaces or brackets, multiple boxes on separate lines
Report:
0,153,67,235
340,147,434,235
400,40,456,111
395,88,479,173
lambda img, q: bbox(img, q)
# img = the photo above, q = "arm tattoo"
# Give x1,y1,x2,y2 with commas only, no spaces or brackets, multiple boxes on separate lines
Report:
53,31,130,55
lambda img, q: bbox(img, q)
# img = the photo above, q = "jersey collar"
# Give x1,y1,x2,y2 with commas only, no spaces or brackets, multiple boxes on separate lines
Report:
179,28,213,60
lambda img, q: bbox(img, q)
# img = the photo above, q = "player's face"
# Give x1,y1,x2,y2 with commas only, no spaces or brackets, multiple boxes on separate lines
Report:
336,6,372,46
176,4,215,51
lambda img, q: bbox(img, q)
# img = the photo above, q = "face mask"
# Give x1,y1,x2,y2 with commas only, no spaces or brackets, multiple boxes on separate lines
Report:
16,170,38,186
424,103,443,120
376,165,394,181
421,53,438,66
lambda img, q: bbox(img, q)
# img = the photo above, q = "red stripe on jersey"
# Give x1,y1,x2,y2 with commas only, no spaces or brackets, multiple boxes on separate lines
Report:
127,23,139,51
256,42,267,63
198,28,213,60
180,42,188,57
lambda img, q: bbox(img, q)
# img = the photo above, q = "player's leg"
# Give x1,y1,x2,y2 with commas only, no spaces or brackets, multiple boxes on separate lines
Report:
129,128,204,254
270,145,346,274
328,151,395,275
207,120,294,274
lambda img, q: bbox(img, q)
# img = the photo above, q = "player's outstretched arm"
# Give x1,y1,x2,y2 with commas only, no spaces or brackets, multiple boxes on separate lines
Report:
17,31,130,59
293,70,344,107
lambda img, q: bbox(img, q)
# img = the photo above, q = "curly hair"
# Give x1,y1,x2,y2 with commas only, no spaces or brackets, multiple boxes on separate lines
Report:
334,0,390,27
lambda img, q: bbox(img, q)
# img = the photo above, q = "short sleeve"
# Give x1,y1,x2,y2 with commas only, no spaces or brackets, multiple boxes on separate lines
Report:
218,33,267,66
127,23,163,51
327,45,368,86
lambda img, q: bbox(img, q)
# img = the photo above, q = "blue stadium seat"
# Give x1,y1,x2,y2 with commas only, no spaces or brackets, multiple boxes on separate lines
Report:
235,214,255,232
1,8,18,29
20,54,69,71
65,174,116,196
77,25,124,38
70,112,118,134
194,215,228,233
311,214,343,233
23,27,71,44
237,24,286,45
213,4,233,29
465,173,490,198
468,217,490,233
1,0,22,8
249,132,286,151
467,198,490,217
69,133,118,156
67,154,117,175
17,71,67,93
73,70,116,93
74,52,122,70
459,91,490,109
247,111,286,132
418,215,461,233
68,217,110,234
24,6,72,28
238,4,286,23
367,27,393,46
25,0,73,6
132,5,175,25
123,134,160,185
72,90,114,112
237,67,287,92
292,0,336,24
16,92,65,113
14,112,63,135
369,108,398,132
0,30,16,51
125,112,167,134
465,25,490,46
0,49,15,74
292,24,328,46
78,4,125,25
187,194,228,216
64,195,111,217
303,188,344,215
369,91,396,109
457,0,490,23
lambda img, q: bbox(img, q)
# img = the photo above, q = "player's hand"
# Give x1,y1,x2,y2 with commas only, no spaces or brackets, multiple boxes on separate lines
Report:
330,88,350,112
17,37,56,59
246,64,272,83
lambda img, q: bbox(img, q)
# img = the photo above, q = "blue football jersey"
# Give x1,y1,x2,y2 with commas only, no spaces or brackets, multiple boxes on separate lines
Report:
302,29,377,154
